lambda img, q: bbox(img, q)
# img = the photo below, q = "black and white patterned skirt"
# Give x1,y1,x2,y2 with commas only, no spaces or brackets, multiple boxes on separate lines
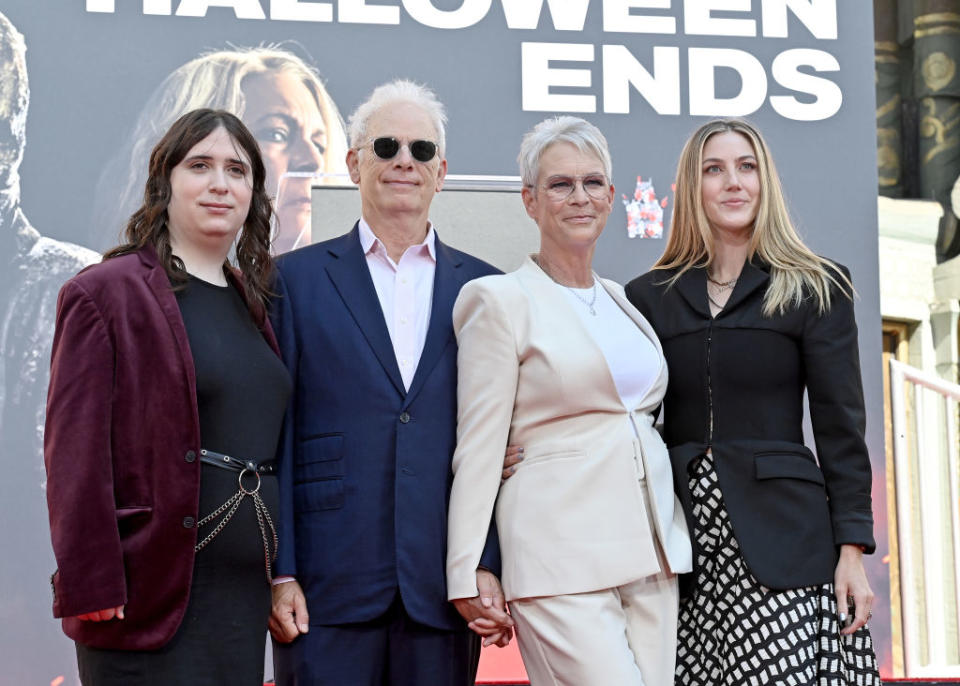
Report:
675,454,881,686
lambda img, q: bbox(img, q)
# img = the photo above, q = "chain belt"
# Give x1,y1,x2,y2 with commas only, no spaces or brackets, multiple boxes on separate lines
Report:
194,449,278,583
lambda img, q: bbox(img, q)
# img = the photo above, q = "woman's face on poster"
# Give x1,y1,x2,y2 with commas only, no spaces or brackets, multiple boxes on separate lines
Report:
241,70,328,254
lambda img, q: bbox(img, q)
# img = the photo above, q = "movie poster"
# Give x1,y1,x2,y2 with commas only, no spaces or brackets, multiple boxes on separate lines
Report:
0,1,885,682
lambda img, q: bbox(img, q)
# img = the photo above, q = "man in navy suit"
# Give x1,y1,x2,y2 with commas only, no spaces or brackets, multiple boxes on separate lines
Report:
269,79,510,685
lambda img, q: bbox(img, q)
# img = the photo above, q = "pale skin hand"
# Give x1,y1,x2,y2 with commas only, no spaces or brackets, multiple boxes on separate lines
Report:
269,580,310,643
452,569,515,648
75,605,125,622
501,445,524,480
835,544,874,635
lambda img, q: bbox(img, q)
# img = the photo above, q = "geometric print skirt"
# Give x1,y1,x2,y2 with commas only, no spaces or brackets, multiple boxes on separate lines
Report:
675,454,881,685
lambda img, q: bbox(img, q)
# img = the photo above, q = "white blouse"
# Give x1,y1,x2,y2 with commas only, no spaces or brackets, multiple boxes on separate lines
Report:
560,281,660,411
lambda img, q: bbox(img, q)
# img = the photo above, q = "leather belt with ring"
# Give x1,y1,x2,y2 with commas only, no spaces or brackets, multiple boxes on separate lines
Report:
199,448,277,475
193,448,279,582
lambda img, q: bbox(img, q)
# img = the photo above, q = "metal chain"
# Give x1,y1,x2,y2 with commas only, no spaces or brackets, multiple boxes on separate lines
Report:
252,491,278,583
194,480,278,583
194,491,244,551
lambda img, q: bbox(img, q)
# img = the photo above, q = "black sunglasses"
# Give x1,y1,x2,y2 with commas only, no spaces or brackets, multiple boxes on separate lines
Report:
370,137,438,163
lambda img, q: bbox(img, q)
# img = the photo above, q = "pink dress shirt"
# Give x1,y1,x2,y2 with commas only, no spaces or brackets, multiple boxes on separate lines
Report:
357,218,436,391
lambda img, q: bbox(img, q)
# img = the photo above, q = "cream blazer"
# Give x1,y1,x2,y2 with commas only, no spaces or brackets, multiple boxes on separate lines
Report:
446,258,692,602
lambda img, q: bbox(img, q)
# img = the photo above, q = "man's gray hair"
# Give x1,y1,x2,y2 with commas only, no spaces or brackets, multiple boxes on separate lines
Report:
518,116,612,188
347,79,447,157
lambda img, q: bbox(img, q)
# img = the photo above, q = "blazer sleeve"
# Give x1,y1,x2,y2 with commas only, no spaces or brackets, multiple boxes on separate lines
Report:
446,279,519,599
271,267,300,578
44,280,127,617
802,266,876,553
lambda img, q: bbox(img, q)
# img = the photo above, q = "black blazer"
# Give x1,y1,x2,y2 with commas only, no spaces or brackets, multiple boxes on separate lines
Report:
625,260,875,591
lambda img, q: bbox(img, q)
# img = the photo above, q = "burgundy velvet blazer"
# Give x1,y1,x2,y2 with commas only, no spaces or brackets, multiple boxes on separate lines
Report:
44,246,279,650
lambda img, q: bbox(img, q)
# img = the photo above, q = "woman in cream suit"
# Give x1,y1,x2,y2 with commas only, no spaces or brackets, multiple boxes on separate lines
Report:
446,116,692,685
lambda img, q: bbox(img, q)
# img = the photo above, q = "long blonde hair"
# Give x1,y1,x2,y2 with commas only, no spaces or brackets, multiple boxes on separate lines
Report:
654,118,851,316
93,45,348,246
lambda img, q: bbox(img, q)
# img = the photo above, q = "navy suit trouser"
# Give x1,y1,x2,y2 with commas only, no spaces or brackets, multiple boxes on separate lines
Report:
272,593,480,686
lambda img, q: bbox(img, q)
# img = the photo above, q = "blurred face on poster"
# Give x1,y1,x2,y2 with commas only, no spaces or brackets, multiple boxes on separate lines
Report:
242,70,327,254
0,13,27,190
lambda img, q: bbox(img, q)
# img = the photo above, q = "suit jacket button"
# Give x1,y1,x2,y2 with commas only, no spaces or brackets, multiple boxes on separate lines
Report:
183,516,196,528
184,450,197,463
399,412,411,424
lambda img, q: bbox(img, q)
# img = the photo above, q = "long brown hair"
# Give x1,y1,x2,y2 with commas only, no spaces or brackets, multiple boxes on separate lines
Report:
104,108,274,321
655,118,851,316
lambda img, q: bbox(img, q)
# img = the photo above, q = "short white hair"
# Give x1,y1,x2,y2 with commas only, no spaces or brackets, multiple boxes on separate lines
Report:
347,79,447,157
518,116,612,188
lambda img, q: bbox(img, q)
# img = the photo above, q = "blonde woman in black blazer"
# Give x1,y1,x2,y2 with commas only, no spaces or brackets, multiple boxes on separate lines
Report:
624,119,880,685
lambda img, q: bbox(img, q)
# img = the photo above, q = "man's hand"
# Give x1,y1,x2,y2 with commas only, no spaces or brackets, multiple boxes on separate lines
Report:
269,580,310,643
451,569,514,647
75,605,125,622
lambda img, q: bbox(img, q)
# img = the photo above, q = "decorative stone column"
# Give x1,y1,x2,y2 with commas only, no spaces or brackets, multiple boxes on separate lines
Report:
915,1,960,258
876,0,903,197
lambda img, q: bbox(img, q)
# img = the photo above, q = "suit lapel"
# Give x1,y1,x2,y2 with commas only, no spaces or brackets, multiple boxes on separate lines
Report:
138,247,199,421
673,267,711,318
403,237,462,406
672,260,770,318
521,258,624,413
324,226,406,396
718,259,770,315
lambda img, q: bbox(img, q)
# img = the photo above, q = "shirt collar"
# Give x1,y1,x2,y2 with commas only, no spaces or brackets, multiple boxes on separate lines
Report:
358,217,437,262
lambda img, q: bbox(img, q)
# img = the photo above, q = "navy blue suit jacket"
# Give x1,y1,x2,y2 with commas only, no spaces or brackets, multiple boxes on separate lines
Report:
271,226,501,631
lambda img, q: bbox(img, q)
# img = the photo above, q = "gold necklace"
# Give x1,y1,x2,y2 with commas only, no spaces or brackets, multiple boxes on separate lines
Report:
707,274,737,291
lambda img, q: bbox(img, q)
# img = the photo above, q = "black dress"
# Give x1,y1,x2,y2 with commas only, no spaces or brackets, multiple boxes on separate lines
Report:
76,274,291,685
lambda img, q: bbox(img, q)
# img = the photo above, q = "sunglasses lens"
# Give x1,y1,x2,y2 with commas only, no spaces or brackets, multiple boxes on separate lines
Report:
372,137,401,159
410,140,437,163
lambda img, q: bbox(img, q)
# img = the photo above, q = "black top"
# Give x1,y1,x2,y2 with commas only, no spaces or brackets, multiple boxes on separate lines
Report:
625,261,874,590
176,273,291,568
177,274,291,463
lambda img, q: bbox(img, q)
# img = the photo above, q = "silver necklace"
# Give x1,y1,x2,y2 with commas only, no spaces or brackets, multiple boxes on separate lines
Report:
566,281,598,316
707,290,726,311
533,254,599,315
707,274,738,291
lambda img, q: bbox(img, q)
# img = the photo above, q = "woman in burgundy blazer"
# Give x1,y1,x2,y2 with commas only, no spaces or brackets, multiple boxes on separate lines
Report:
45,109,288,684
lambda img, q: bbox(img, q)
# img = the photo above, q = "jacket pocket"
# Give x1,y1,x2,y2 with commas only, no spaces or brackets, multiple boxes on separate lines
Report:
754,449,825,486
297,433,344,482
299,433,343,463
116,505,154,556
294,478,345,512
521,443,584,468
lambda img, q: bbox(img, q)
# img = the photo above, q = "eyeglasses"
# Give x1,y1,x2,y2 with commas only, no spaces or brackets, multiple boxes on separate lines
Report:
535,174,610,201
367,137,439,163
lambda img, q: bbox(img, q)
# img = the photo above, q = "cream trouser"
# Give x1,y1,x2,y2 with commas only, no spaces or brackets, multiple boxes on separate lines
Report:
508,484,679,686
